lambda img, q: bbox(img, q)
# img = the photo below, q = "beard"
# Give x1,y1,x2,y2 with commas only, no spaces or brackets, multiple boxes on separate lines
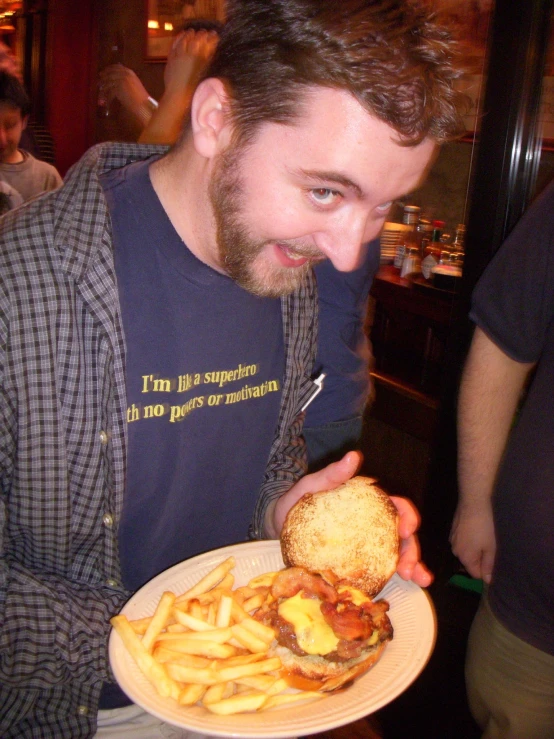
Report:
208,143,319,299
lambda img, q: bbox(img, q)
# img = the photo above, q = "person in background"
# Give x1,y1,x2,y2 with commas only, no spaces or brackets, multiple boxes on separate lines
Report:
0,41,57,166
0,71,62,201
98,20,221,144
100,23,382,472
1,0,466,735
450,178,554,738
0,178,23,214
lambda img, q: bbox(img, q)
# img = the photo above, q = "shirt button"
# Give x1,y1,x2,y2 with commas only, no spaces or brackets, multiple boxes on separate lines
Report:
102,513,114,528
77,705,89,716
105,578,118,588
99,430,109,444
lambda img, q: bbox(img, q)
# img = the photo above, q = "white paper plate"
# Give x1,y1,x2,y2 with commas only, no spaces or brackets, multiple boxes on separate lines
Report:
109,540,436,738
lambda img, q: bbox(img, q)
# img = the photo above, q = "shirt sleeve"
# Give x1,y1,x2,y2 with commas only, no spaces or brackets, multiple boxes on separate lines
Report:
0,233,124,694
471,179,554,363
0,318,123,690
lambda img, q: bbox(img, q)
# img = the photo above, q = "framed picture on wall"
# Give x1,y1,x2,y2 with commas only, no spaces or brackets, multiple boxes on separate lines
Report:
145,0,225,60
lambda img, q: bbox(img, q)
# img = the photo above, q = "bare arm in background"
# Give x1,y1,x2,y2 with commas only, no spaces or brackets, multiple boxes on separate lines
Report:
98,30,217,144
450,326,534,583
138,29,218,145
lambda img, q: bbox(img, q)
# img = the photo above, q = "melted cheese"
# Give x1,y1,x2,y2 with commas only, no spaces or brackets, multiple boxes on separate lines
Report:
278,591,339,655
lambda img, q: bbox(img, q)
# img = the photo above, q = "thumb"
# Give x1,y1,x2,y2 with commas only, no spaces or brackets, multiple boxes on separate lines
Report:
307,451,363,493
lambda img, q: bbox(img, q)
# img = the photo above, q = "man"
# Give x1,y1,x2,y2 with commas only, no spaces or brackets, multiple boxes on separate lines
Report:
100,27,382,473
0,1,466,736
0,71,62,201
451,179,554,737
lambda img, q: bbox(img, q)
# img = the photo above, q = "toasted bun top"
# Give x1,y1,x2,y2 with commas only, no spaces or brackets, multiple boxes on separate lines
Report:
280,476,400,597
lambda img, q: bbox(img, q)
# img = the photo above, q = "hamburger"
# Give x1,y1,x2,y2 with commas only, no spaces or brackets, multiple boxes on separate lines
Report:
256,476,400,692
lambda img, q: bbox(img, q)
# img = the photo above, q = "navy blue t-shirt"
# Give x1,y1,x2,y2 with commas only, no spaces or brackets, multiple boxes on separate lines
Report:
471,179,554,656
100,157,284,593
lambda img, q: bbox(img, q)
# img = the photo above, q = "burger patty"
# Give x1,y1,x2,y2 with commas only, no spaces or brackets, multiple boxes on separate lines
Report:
256,569,393,662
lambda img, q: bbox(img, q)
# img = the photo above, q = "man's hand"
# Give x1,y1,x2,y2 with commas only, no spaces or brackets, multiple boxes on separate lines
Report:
269,451,433,588
450,502,496,583
164,29,219,94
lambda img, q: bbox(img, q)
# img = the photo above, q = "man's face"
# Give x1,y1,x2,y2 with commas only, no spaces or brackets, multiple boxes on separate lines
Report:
0,103,26,164
207,87,437,298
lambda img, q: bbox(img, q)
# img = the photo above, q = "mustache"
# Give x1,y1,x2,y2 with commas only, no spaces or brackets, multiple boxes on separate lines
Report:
275,241,324,260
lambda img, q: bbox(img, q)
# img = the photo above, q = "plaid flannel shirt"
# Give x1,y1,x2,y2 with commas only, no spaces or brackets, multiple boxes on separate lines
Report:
0,142,318,738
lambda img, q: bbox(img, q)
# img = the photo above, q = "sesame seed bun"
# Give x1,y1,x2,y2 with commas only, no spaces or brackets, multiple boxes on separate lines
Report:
280,476,400,597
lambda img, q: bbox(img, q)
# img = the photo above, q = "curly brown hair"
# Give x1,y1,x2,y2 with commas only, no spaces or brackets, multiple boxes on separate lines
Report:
207,0,468,146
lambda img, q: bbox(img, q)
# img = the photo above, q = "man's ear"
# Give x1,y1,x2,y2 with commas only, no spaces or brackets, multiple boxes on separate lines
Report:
21,114,29,131
190,78,232,158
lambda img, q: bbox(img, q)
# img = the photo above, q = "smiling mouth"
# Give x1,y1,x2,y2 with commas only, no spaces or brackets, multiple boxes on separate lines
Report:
275,242,323,267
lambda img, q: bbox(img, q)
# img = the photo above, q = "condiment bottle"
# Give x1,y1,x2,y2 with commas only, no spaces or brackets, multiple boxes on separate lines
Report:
417,221,434,255
452,223,466,251
393,205,421,270
400,244,421,278
421,219,444,280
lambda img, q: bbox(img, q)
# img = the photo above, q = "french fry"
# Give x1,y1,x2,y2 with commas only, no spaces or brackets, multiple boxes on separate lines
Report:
141,591,176,652
156,636,236,659
166,623,187,633
217,572,235,592
172,609,218,632
217,652,266,667
248,572,278,589
188,600,204,620
230,623,271,654
156,627,233,644
234,674,278,692
178,683,208,706
216,594,233,628
152,646,212,668
230,598,250,624
216,656,282,682
242,593,266,613
239,616,276,644
234,585,259,600
202,680,234,705
206,601,217,626
174,557,235,604
262,691,325,710
166,663,220,685
127,615,154,635
110,615,181,700
205,692,268,715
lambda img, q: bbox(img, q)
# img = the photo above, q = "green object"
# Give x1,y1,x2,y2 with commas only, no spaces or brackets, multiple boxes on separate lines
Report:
448,573,484,594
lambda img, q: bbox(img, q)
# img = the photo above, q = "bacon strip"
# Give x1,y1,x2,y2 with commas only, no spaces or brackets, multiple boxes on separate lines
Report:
320,601,375,641
270,567,338,604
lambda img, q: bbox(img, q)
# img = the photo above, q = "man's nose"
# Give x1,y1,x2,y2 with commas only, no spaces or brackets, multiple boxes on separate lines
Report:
315,219,381,272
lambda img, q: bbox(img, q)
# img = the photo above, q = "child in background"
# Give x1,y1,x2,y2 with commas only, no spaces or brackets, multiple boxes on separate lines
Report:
0,71,62,202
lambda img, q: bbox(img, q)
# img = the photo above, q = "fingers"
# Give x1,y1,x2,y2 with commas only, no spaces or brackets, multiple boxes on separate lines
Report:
389,495,421,539
389,496,433,588
171,29,219,60
396,533,433,587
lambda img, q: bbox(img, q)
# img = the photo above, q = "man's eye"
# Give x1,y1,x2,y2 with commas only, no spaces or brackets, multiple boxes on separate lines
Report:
310,188,340,206
376,201,393,214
